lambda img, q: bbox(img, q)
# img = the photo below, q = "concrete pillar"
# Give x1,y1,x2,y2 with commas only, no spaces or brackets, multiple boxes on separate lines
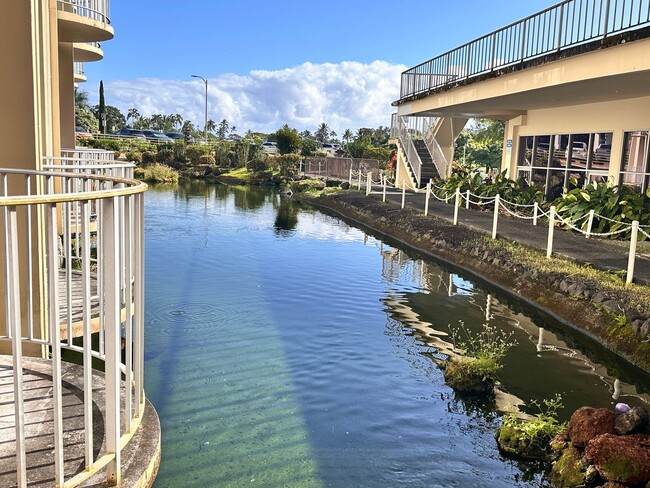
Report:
59,42,75,149
431,117,468,176
502,115,527,178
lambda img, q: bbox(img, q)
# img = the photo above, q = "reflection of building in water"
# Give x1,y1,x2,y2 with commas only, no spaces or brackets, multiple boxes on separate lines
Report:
379,243,430,289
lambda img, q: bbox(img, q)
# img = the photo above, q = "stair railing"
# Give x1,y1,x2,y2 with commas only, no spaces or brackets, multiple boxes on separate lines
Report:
391,114,423,185
422,120,449,178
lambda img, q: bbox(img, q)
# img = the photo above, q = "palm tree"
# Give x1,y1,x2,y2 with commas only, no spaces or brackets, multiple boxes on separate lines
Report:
75,89,90,110
205,119,217,135
343,129,353,145
315,122,330,143
127,107,140,127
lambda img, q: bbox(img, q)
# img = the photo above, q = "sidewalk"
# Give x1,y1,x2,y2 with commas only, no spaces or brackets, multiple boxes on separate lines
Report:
371,187,650,286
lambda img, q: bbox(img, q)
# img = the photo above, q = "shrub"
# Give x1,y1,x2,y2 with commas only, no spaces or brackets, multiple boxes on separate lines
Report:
248,152,269,172
198,154,215,165
86,138,121,152
363,146,391,163
185,144,210,165
125,151,142,164
141,151,156,166
134,163,179,183
156,149,174,165
271,153,302,178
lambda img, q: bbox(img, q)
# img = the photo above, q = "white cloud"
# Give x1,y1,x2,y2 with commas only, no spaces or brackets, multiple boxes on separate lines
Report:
97,60,405,135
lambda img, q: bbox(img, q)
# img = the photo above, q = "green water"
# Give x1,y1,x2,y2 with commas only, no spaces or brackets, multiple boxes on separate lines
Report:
144,181,649,487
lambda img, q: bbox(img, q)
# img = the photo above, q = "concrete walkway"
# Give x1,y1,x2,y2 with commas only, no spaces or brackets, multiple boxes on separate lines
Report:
370,187,650,286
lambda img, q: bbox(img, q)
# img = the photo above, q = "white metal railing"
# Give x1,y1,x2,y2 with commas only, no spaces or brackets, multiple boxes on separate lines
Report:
399,0,650,99
0,168,146,487
391,114,449,184
74,62,84,77
57,0,110,25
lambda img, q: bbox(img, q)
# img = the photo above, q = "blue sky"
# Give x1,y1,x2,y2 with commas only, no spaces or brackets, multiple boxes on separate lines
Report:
84,0,554,134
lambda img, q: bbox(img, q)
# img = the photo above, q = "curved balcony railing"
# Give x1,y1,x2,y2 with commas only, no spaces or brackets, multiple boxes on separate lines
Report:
0,169,146,487
57,0,111,25
399,0,650,100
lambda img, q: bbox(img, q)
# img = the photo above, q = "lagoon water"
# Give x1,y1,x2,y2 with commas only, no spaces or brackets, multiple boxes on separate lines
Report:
144,182,649,487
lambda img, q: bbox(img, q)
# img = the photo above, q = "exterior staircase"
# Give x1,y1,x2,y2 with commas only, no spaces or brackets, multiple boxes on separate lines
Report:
413,139,439,187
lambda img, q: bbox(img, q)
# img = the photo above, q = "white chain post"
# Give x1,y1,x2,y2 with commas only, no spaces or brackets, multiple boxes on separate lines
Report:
424,180,431,216
358,169,362,189
547,205,556,258
533,202,539,226
366,171,372,195
626,220,639,285
401,181,406,209
465,189,470,209
348,166,352,187
453,187,460,225
382,175,387,202
586,209,595,238
492,194,500,239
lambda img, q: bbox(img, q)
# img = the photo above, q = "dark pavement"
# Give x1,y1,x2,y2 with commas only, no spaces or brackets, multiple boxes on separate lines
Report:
370,187,650,286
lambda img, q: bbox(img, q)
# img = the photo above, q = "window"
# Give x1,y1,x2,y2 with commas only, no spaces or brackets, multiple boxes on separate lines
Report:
516,131,612,199
620,131,650,192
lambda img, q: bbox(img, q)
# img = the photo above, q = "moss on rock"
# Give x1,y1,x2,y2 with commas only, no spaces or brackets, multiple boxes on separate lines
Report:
551,447,586,488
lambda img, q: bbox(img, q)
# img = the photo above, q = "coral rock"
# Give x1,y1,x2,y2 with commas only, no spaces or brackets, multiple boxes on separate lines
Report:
569,407,616,449
614,407,649,435
584,433,650,485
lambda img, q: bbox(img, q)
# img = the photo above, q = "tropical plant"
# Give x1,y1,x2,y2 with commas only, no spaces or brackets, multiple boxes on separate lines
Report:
497,395,566,459
553,181,650,239
315,122,330,143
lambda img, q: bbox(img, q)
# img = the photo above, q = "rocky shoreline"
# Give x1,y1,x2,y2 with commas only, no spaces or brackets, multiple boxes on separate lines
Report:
297,190,650,374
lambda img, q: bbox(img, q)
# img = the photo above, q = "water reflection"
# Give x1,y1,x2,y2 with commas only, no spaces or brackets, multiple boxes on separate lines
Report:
376,242,650,419
274,196,299,234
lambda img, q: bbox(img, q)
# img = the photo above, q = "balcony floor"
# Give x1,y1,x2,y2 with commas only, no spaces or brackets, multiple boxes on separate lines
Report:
0,357,160,487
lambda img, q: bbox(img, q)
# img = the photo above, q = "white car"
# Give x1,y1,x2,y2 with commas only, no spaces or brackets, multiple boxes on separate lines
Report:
322,143,341,155
261,141,279,154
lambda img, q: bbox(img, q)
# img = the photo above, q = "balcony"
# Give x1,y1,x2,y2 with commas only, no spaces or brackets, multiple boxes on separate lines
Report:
73,61,86,83
0,167,158,487
397,0,650,104
73,41,104,63
57,0,114,43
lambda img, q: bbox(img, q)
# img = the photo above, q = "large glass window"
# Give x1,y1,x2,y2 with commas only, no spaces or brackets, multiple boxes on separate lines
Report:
516,132,612,199
620,131,650,192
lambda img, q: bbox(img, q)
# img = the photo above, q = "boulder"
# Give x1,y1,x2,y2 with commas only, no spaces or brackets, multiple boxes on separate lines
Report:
583,433,650,485
569,407,616,449
615,407,649,435
550,447,585,488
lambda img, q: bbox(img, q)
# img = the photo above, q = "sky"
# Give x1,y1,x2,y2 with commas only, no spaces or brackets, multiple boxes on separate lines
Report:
83,0,554,135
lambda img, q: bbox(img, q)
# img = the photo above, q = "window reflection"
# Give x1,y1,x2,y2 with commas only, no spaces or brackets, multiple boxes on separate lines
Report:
620,131,649,192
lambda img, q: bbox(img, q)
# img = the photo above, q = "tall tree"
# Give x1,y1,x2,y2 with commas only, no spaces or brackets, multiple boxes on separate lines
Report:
92,105,125,133
275,124,301,154
98,81,106,134
342,129,353,145
127,107,140,126
315,122,330,143
216,119,230,140
75,89,90,110
206,119,217,135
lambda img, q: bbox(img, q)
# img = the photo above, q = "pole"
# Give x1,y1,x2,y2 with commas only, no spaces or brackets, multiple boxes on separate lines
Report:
626,221,639,285
401,181,406,209
492,194,500,239
424,180,430,216
191,74,208,145
382,176,387,202
547,205,556,258
453,187,460,225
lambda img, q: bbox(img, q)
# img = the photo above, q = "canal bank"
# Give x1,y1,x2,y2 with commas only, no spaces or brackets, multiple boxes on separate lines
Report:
298,190,650,373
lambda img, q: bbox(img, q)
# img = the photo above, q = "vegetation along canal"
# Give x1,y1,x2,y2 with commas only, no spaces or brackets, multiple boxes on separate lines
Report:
144,181,650,487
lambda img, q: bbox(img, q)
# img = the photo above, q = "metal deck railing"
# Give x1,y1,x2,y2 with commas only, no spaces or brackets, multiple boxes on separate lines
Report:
1,168,146,487
399,0,650,100
57,0,111,25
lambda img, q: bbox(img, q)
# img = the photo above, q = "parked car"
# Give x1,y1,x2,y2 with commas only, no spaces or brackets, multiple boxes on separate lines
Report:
75,126,92,139
322,143,341,155
261,141,279,154
565,141,588,160
143,130,172,140
115,128,146,139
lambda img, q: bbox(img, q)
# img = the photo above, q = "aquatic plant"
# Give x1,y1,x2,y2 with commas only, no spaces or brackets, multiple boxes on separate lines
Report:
497,394,566,460
444,323,517,394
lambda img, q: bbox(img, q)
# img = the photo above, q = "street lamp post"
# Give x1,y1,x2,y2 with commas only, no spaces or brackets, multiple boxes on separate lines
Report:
191,74,208,145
